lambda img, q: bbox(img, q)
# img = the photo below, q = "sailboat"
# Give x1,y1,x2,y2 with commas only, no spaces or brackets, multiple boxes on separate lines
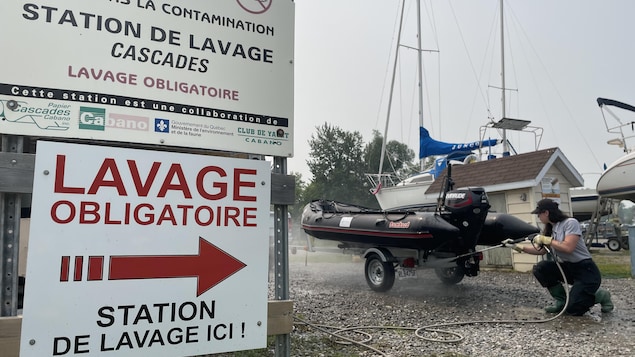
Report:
595,97,635,202
367,129,499,210
367,0,540,211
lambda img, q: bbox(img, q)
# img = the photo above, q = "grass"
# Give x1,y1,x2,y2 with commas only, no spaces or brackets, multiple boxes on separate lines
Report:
591,249,632,278
289,241,634,278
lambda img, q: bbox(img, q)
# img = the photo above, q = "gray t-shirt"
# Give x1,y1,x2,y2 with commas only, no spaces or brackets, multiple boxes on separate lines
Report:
551,218,591,263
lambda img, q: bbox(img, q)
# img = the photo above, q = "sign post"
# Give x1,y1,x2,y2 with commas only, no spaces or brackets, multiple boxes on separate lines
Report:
629,226,635,277
0,136,23,317
20,141,271,356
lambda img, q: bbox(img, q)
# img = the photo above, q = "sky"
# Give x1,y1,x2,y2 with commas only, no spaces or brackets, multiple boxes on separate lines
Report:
288,0,635,190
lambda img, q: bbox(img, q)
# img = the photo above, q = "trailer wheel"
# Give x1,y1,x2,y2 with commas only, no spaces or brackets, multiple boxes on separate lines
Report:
435,266,465,285
607,238,622,252
364,254,395,292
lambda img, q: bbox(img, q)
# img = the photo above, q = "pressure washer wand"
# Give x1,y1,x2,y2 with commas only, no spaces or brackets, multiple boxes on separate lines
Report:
479,237,528,253
450,236,529,261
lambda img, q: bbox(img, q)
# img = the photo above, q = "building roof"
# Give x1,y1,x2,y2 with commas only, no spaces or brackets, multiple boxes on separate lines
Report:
426,147,584,194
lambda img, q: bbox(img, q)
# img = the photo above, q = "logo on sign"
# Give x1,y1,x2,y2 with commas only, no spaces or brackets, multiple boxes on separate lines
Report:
107,113,149,131
79,107,105,131
446,192,467,200
236,0,272,14
155,118,170,133
389,221,410,229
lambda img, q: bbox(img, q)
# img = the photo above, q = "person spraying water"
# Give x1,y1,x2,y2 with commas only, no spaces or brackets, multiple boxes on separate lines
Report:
507,199,614,315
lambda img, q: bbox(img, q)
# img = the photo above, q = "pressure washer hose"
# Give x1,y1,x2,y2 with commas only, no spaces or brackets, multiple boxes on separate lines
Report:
293,244,570,356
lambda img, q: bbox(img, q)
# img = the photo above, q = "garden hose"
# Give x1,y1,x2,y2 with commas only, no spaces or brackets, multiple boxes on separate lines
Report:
293,245,571,356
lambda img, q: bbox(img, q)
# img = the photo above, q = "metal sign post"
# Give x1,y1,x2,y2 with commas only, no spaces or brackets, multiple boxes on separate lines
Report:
0,135,22,317
629,226,635,277
272,156,290,357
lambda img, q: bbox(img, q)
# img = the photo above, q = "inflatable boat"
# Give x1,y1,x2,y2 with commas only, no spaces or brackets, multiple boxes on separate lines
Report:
302,187,538,250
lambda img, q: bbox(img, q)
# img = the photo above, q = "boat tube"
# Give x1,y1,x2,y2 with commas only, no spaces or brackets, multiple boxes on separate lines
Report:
302,187,538,251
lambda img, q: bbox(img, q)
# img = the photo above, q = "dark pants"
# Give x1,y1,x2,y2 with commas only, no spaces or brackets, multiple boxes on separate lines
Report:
532,258,601,316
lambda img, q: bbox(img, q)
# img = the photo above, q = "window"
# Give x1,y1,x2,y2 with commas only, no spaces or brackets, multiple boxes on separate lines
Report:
487,193,507,213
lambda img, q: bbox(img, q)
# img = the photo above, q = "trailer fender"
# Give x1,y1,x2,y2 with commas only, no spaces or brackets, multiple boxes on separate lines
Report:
363,247,395,263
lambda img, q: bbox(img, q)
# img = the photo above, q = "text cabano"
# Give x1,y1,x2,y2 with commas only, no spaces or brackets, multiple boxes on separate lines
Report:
51,155,260,227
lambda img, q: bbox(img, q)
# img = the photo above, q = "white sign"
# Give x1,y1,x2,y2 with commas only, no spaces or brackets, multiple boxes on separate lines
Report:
20,141,271,356
540,177,561,203
0,0,294,157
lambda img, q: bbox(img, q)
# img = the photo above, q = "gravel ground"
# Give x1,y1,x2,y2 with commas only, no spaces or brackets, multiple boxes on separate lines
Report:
213,249,635,357
287,250,634,357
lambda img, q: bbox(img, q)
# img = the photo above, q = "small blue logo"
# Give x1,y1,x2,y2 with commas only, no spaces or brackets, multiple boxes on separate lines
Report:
155,118,169,133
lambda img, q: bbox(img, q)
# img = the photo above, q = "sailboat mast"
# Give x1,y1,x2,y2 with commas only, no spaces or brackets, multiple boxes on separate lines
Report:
378,0,406,176
416,0,425,170
500,0,508,153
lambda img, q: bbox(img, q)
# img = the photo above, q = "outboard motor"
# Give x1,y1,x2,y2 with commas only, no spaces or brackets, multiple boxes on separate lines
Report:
441,187,491,276
444,187,490,215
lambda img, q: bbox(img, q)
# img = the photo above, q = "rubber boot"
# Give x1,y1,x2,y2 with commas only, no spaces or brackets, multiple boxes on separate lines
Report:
595,288,614,313
545,284,566,313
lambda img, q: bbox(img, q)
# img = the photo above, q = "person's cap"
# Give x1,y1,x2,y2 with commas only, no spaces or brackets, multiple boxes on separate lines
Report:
531,198,559,214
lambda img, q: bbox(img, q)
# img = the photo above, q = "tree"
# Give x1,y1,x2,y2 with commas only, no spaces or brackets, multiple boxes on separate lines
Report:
288,171,307,221
364,130,417,179
306,123,377,207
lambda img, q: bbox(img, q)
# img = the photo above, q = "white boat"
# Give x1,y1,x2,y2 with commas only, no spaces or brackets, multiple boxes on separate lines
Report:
570,187,600,221
596,151,635,202
595,98,635,202
369,151,481,210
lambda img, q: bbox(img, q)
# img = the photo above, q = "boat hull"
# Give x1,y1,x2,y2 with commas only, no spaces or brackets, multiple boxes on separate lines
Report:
570,188,600,221
373,182,438,210
596,151,635,202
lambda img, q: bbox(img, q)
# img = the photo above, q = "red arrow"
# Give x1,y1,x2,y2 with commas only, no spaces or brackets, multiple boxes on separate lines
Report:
108,237,246,296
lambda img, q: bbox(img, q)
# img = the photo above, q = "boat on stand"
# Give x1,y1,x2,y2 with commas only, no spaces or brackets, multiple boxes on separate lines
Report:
595,97,635,202
597,151,635,202
580,98,635,251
